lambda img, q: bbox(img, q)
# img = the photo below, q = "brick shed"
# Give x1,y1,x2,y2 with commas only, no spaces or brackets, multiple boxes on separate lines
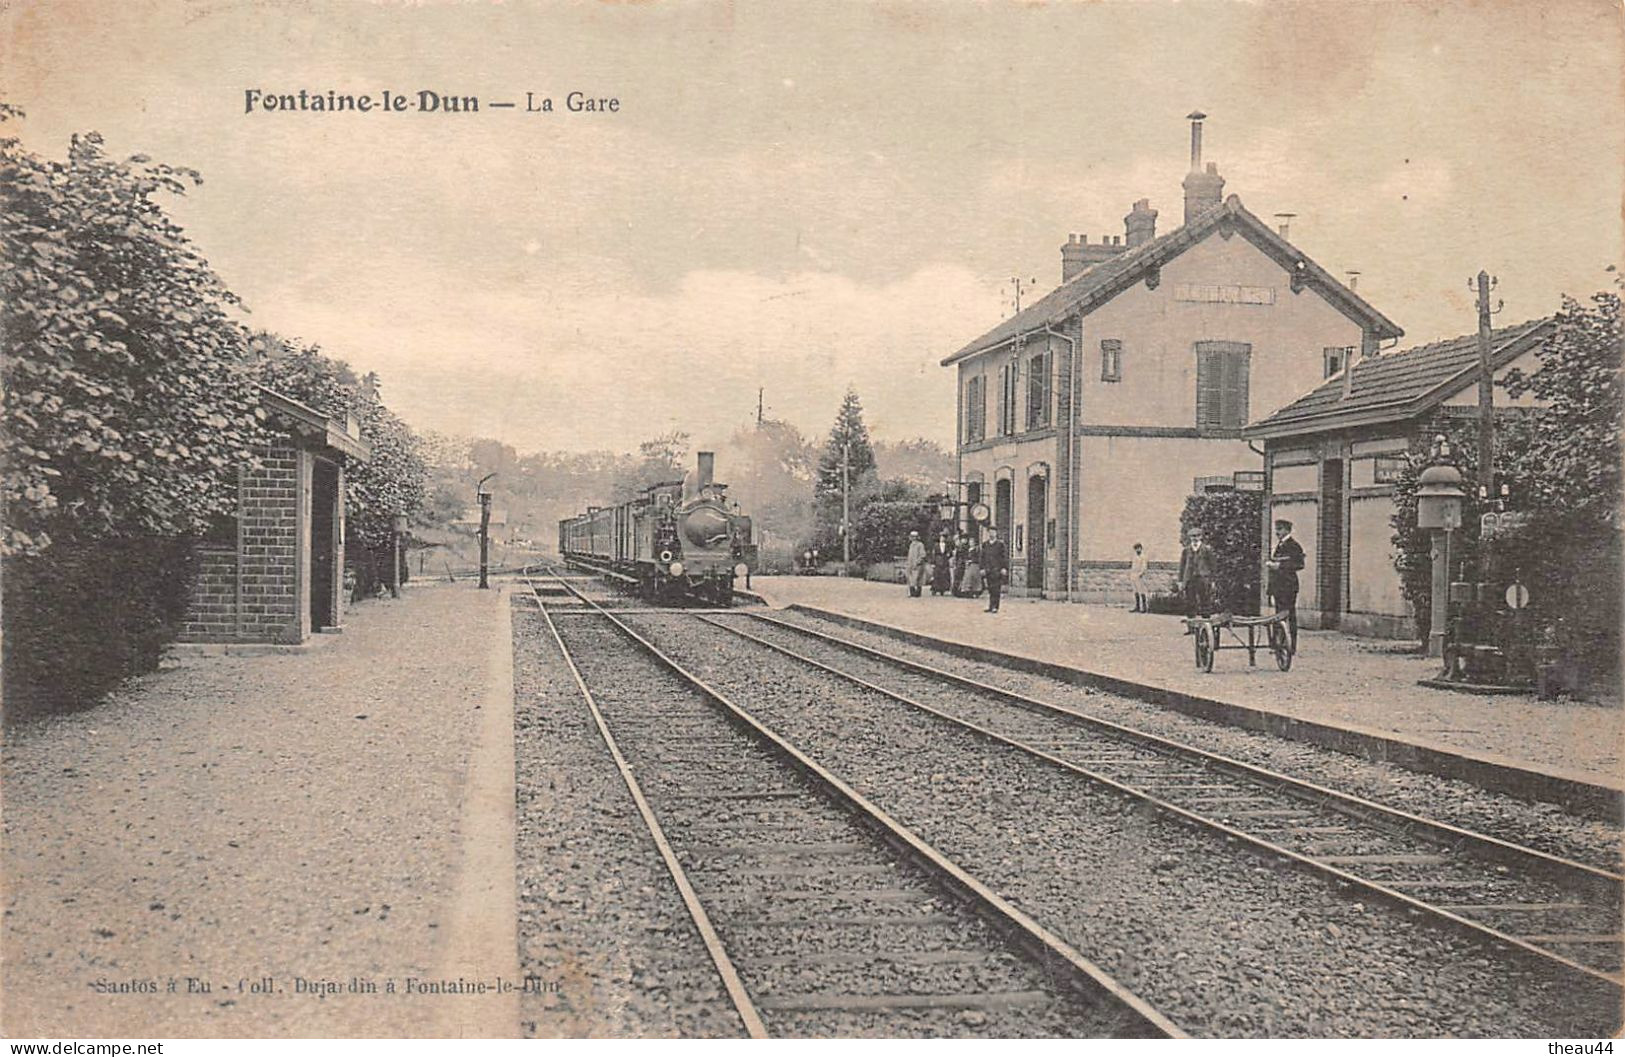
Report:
180,387,370,645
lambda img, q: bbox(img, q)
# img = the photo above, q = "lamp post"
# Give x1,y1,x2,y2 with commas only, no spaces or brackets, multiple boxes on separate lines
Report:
1415,437,1465,661
477,472,497,590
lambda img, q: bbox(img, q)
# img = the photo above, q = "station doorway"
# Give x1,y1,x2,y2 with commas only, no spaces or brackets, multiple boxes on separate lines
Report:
310,457,340,632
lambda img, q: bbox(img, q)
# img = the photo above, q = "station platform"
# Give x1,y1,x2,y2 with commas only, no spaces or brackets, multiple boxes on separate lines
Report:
1,581,518,1038
746,575,1622,807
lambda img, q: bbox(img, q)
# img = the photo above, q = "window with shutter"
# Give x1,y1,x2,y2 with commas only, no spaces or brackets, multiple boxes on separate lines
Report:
965,375,986,442
1224,345,1250,427
998,361,1021,436
996,366,1008,435
1026,352,1049,428
1194,341,1251,432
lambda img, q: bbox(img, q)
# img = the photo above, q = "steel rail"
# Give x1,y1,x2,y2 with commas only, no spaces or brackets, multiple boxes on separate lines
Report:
739,612,1621,895
533,590,769,1038
531,570,1185,1039
691,611,1623,992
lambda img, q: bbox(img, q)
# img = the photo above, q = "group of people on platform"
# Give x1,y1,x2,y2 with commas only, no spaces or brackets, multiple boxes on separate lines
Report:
904,528,1010,613
899,517,1304,643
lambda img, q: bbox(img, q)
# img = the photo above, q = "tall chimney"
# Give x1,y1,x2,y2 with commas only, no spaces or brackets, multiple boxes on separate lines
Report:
1061,233,1124,281
1124,198,1158,248
1182,111,1226,224
1061,234,1088,282
696,451,715,489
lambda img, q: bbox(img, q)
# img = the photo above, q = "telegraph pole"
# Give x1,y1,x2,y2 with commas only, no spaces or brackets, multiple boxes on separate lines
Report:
1474,271,1497,487
841,441,851,571
1008,276,1037,355
757,387,765,425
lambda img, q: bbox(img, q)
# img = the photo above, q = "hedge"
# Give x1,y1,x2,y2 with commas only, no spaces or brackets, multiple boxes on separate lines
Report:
3,537,196,721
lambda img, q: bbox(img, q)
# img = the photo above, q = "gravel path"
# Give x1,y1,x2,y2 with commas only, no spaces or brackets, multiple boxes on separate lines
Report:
756,611,1623,871
513,605,742,1037
3,583,496,1038
627,612,1621,1038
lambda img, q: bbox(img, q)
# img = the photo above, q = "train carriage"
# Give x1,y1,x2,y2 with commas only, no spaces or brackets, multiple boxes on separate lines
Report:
558,451,755,604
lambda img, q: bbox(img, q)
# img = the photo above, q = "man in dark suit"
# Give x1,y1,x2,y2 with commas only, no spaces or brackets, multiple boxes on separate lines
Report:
1266,518,1305,653
1178,526,1217,628
981,528,1009,613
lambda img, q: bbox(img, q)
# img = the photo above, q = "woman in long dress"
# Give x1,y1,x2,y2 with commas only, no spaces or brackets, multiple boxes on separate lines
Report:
961,539,985,598
930,533,952,595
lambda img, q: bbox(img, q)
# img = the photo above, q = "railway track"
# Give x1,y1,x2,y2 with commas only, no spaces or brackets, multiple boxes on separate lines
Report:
690,609,1624,993
522,570,1182,1038
548,557,761,610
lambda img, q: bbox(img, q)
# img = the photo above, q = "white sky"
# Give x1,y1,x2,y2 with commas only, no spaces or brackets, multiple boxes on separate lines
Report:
3,0,1620,453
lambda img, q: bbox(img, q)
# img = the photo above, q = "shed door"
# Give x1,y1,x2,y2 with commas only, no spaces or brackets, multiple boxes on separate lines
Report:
310,458,339,631
1317,459,1343,626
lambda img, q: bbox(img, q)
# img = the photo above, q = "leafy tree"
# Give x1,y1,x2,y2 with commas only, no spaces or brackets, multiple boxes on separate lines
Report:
722,418,817,567
2,111,272,716
1387,292,1622,682
1,110,265,555
253,338,427,594
873,437,954,491
418,430,473,480
851,491,938,565
1501,289,1622,526
1498,289,1623,679
615,430,690,498
1179,490,1262,615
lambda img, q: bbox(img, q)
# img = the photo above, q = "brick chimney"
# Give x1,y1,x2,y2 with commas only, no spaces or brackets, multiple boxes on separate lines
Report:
1182,111,1225,224
1061,233,1125,282
1124,199,1158,248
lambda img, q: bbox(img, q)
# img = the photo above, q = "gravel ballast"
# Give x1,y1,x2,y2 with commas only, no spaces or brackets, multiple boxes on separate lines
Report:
757,611,1623,871
544,608,1149,1038
626,612,1621,1038
514,605,742,1037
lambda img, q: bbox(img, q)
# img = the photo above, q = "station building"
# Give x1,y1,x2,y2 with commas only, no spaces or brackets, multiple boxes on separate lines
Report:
178,386,370,646
943,115,1402,600
1243,317,1553,637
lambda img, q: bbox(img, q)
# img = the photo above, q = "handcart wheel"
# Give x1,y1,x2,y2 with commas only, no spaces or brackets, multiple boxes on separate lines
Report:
1194,622,1215,672
1268,620,1293,671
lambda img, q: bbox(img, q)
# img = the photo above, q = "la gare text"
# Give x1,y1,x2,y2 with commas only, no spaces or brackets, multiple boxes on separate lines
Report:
243,90,620,115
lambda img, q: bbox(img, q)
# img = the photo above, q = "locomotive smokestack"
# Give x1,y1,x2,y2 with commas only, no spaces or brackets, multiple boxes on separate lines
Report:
696,451,715,489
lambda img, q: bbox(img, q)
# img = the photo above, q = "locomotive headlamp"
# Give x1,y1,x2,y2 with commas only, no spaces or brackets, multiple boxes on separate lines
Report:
734,563,749,578
669,561,685,577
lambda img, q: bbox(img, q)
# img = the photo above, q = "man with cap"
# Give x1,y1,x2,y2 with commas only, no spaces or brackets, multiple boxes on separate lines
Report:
981,528,1009,613
1266,518,1305,654
905,530,927,597
1177,526,1216,629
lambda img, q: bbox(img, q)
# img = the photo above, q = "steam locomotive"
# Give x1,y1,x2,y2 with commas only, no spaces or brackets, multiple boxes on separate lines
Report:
557,451,757,604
